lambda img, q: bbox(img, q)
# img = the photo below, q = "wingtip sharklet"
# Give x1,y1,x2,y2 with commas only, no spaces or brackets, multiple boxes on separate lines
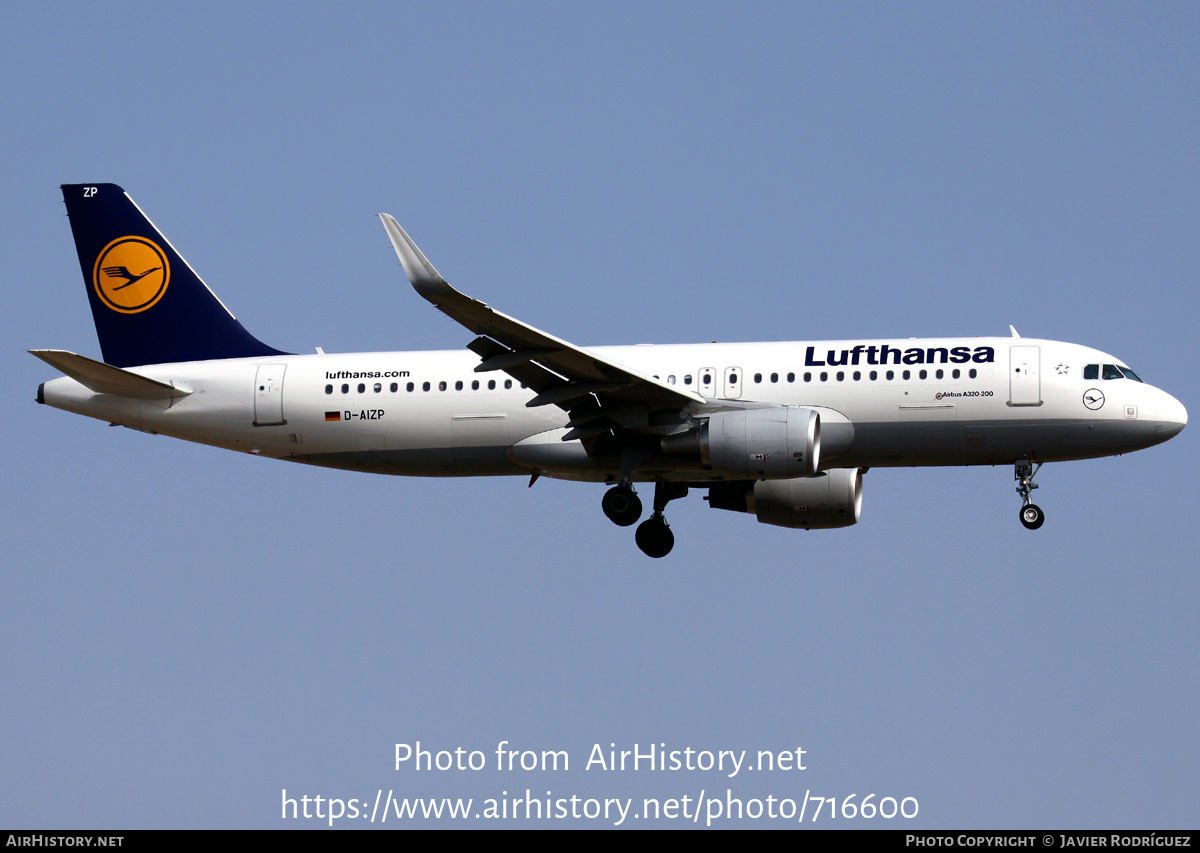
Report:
378,214,457,303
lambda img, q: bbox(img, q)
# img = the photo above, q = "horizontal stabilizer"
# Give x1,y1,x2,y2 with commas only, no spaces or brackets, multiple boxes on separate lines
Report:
30,350,191,399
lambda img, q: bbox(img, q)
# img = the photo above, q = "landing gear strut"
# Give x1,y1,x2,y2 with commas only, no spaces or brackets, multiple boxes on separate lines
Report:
1014,460,1045,530
634,482,688,558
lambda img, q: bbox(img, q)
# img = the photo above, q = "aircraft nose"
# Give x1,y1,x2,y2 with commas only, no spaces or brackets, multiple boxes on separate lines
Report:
1156,392,1187,442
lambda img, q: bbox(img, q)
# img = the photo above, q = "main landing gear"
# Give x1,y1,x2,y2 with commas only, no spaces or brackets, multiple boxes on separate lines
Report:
1015,460,1045,530
601,484,642,526
635,515,674,559
601,482,687,558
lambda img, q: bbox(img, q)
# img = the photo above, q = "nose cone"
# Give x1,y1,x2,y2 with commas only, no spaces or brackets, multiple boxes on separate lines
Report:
1156,392,1188,442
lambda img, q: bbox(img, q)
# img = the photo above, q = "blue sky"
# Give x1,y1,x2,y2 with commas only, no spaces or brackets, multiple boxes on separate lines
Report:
2,2,1197,828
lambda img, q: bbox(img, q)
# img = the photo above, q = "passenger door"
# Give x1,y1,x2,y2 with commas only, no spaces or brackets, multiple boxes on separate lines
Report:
253,363,287,426
1009,346,1042,406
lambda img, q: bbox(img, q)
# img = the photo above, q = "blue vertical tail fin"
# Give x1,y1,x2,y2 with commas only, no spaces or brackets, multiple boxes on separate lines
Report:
61,183,288,367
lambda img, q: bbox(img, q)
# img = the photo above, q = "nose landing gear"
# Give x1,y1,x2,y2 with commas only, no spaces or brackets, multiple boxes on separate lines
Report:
1015,460,1045,530
1020,503,1045,529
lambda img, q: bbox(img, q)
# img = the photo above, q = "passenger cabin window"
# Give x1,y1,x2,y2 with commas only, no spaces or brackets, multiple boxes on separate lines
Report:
325,384,333,394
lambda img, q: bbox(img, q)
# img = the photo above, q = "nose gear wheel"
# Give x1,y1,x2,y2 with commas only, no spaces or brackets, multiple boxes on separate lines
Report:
1014,460,1045,530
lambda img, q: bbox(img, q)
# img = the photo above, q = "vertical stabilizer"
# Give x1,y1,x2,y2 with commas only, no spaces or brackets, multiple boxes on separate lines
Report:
61,183,288,367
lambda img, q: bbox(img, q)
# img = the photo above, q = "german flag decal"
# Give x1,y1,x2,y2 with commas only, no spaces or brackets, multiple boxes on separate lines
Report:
325,411,341,421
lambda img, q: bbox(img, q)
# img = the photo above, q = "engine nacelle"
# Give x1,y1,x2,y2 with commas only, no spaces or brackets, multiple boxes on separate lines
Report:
708,468,864,529
662,406,820,478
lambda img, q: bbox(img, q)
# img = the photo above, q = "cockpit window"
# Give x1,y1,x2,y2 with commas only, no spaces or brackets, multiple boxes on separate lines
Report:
1086,362,1144,382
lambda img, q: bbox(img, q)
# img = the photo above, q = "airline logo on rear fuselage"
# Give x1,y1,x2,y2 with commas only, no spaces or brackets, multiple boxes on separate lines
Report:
93,236,170,314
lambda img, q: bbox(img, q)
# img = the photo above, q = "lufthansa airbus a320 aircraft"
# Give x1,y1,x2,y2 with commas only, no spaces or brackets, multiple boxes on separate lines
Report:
34,184,1187,557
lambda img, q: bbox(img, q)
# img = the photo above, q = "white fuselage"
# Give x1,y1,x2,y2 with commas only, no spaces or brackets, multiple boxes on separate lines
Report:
39,337,1187,482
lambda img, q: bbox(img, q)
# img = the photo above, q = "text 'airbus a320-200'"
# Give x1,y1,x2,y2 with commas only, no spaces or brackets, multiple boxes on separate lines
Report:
33,184,1187,557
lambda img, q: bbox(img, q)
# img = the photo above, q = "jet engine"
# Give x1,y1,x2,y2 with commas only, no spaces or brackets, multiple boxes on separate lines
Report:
661,406,820,478
707,468,864,529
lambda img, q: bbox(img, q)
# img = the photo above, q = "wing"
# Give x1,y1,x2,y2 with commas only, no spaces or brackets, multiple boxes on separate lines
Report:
379,215,704,440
